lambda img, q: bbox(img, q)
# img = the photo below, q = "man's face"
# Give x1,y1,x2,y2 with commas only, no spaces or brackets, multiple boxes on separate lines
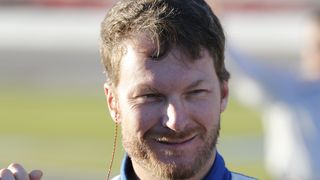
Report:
107,35,228,179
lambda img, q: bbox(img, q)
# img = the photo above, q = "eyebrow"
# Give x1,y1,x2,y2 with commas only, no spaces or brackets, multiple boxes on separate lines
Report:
186,79,204,90
129,80,205,97
129,84,159,97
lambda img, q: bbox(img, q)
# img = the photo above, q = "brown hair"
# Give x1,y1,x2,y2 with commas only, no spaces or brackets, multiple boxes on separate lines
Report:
100,0,229,87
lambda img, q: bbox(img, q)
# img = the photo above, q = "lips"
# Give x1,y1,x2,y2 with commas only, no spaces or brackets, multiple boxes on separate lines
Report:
154,135,196,145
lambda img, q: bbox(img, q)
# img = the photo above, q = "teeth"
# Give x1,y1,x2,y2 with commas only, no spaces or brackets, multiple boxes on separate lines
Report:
155,136,194,144
156,138,171,143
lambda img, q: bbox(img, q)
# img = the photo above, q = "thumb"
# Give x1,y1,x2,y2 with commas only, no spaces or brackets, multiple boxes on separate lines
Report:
29,170,43,180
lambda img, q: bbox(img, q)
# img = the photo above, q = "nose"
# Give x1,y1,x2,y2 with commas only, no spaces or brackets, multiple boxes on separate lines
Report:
162,99,189,132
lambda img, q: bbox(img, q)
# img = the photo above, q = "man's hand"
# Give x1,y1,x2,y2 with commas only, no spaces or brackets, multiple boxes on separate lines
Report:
0,163,42,180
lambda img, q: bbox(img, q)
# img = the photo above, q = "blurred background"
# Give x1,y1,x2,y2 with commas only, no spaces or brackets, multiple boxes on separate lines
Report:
0,0,319,179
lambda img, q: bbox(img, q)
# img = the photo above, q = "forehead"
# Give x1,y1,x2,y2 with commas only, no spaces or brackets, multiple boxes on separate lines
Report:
123,33,160,57
122,33,212,70
117,36,218,91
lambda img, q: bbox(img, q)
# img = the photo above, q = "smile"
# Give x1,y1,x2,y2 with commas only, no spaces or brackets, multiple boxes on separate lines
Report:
154,135,197,146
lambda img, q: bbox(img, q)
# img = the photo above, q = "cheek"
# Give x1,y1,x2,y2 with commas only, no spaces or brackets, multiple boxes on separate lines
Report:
121,103,162,137
190,100,221,125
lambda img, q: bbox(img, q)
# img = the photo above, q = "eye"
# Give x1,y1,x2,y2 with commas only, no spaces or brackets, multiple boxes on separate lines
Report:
188,89,207,95
143,93,161,98
137,93,164,103
186,89,209,99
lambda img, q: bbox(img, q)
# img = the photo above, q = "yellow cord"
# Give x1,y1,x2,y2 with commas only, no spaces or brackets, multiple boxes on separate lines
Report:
106,122,118,180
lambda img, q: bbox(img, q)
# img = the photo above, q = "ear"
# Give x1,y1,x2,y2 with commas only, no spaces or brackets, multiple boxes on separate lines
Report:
104,83,120,123
220,80,229,112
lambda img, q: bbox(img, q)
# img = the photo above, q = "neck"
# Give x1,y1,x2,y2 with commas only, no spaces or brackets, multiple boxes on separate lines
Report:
131,150,217,180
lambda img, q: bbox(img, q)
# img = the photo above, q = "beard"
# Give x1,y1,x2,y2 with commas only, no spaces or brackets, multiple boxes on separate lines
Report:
122,120,220,179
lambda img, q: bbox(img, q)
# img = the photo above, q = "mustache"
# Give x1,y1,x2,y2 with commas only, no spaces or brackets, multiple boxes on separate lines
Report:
143,127,204,140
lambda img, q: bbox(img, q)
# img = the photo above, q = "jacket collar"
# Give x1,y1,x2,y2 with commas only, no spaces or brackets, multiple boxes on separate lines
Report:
119,152,231,180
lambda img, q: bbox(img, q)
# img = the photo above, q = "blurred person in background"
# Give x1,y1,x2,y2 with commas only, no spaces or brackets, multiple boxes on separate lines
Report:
228,9,320,180
0,0,257,180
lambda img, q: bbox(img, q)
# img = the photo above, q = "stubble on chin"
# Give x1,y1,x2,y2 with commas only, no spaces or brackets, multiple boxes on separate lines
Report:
122,122,220,179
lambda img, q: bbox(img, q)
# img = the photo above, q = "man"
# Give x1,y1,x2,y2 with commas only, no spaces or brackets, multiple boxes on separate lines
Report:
228,9,320,179
0,0,255,179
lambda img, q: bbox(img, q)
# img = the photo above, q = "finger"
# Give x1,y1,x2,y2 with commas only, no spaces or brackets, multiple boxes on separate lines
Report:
29,170,42,180
7,163,29,180
0,169,15,180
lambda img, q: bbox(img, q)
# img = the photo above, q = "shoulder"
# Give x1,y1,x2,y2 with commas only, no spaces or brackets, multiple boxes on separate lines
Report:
111,172,256,180
231,172,257,180
111,175,121,180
